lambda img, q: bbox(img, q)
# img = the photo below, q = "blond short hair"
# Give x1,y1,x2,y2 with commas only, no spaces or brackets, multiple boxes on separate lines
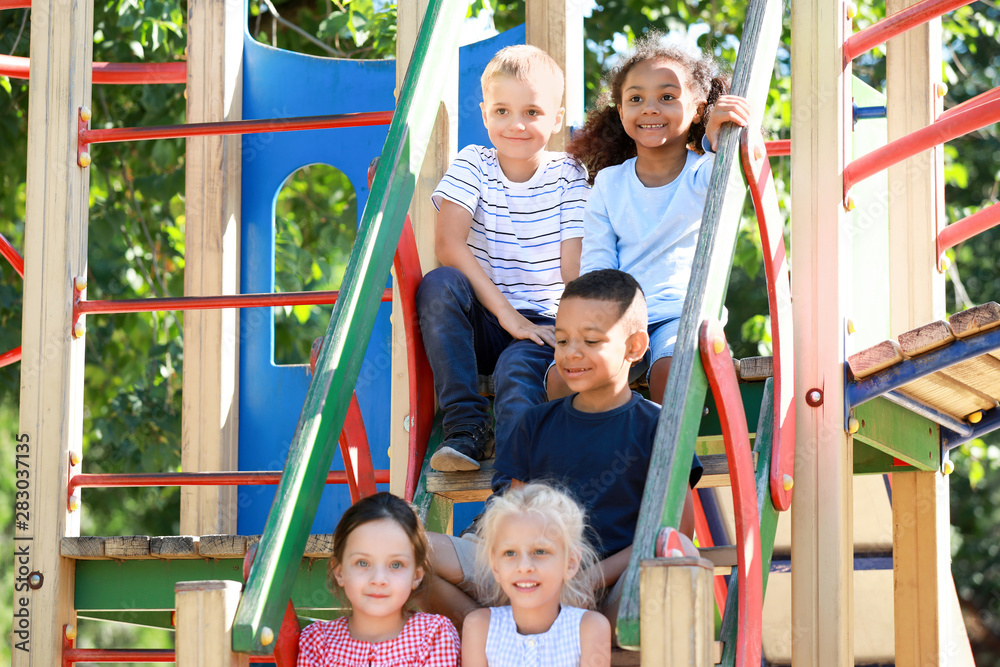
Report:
475,482,600,609
481,44,565,103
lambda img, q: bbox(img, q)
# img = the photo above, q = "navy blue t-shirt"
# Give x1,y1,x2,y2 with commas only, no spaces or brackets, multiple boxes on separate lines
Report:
495,391,703,560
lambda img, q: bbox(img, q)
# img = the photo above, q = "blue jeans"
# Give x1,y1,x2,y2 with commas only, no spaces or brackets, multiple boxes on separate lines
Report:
416,267,555,492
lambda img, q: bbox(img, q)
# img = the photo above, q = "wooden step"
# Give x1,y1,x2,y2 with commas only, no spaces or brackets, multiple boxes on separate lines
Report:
425,453,750,503
61,534,335,560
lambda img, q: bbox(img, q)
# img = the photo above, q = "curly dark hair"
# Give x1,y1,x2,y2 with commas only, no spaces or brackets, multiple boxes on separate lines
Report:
568,32,732,183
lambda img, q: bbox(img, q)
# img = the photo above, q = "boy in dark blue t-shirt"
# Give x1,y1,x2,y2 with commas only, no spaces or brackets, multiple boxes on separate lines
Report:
423,269,701,631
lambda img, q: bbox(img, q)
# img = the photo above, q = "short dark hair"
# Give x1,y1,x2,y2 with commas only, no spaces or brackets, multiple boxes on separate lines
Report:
327,492,431,609
561,269,647,334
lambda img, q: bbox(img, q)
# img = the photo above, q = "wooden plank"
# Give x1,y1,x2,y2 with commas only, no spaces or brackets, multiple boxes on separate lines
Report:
790,0,853,660
60,537,106,560
105,536,153,559
852,396,940,471
886,0,950,652
897,369,998,419
424,457,495,502
897,320,954,357
525,0,583,152
303,534,334,558
737,356,772,381
180,0,243,536
151,536,201,559
698,545,737,574
391,0,457,497
639,557,714,667
848,339,905,379
199,535,248,558
175,580,248,667
948,301,1000,338
15,0,94,661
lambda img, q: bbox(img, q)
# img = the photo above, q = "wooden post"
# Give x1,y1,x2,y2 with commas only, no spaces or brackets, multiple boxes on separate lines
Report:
14,0,93,663
790,0,854,664
639,557,714,667
884,2,965,664
175,580,249,667
180,0,244,535
526,0,583,151
390,1,457,496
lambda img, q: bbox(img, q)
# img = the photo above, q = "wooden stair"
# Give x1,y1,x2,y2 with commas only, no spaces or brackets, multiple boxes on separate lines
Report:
848,301,1000,450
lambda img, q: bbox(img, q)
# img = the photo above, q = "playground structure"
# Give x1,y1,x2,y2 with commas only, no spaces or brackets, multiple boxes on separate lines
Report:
5,0,1000,663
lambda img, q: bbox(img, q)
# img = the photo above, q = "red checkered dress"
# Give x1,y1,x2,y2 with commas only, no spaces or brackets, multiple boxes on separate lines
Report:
297,612,460,667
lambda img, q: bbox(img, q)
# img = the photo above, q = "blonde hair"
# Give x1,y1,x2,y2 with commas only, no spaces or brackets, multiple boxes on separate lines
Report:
480,44,565,104
475,483,600,609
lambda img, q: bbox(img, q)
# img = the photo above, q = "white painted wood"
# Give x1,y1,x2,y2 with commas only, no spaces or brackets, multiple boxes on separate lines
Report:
526,0,583,151
391,1,457,495
790,0,854,664
14,0,94,662
884,1,957,663
175,580,249,666
181,0,244,535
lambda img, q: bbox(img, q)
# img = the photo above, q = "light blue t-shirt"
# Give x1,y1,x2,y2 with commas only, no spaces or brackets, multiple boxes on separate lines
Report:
580,150,714,325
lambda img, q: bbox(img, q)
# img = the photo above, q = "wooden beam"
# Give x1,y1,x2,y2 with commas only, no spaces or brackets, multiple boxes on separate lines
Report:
181,0,243,535
391,0,457,496
790,0,854,663
639,557,714,667
525,0,583,151
884,0,960,662
175,580,249,667
15,0,94,662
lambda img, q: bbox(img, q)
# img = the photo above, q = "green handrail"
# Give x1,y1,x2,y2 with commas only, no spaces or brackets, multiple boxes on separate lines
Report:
232,0,467,653
614,0,784,649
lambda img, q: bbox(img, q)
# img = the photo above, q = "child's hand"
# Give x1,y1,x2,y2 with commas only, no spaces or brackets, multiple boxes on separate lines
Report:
500,311,557,347
705,95,751,151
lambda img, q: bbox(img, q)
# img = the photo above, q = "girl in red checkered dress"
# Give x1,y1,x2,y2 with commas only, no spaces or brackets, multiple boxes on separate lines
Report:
298,492,460,666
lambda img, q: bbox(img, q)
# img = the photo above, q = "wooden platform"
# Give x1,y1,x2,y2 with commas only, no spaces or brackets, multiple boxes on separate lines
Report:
848,302,1000,425
61,534,335,560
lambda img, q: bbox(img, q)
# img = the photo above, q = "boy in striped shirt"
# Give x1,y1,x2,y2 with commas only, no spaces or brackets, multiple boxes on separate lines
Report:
415,44,589,488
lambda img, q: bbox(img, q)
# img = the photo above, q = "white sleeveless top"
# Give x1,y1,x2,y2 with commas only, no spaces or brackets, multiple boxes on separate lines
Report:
484,605,586,667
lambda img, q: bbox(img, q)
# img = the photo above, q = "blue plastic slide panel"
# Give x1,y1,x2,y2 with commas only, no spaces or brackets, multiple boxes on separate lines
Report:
238,35,396,535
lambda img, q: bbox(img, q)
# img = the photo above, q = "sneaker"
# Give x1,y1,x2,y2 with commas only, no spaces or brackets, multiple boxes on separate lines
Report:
430,424,495,472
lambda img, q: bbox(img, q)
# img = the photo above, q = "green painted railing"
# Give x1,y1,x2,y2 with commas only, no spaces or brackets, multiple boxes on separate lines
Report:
614,0,785,649
232,0,467,653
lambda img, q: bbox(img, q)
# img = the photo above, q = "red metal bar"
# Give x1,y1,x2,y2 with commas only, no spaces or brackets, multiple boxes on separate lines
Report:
75,288,393,316
0,54,187,84
80,110,394,147
68,469,391,495
764,139,790,157
338,393,378,502
843,0,973,63
741,132,796,511
699,319,763,667
63,648,280,663
1,231,24,278
939,85,1000,122
692,490,730,614
0,346,21,368
844,99,1000,196
938,203,1000,257
0,0,31,8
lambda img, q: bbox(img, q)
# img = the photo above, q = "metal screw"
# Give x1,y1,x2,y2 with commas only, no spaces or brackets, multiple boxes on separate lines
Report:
79,152,92,168
942,459,955,475
782,474,794,491
403,414,411,433
29,572,43,589
79,106,92,122
65,624,77,641
806,389,823,407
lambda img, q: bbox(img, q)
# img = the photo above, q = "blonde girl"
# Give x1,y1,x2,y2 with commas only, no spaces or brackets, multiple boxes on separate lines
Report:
461,483,611,667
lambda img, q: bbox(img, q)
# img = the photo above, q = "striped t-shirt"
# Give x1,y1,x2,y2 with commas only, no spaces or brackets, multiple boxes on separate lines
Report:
431,145,589,318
